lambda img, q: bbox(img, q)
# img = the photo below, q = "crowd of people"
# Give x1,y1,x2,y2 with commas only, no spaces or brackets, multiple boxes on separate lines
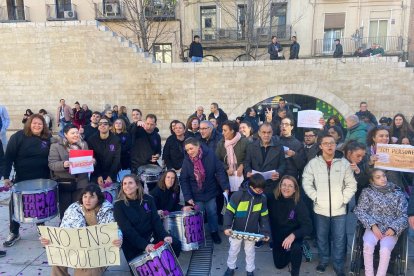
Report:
0,98,413,276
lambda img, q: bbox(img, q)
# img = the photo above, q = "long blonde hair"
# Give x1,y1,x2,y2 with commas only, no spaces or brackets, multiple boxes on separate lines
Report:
117,174,144,206
273,175,300,204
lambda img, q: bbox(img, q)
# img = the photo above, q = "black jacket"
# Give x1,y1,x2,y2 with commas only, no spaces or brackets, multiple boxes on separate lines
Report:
4,130,51,182
83,109,92,125
130,125,162,171
333,43,343,58
289,42,300,59
87,133,121,180
0,140,4,178
82,124,99,141
163,134,185,170
114,195,168,261
304,143,319,163
115,132,132,170
408,188,414,216
188,112,206,121
280,136,306,180
189,41,203,58
268,196,312,244
356,110,378,126
118,113,131,128
208,108,228,131
150,186,182,212
268,42,283,60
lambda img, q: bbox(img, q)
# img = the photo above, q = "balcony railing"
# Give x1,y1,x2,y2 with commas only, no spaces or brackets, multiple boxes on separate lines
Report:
144,1,176,20
95,2,126,21
46,4,78,21
192,25,291,44
314,36,404,56
0,6,30,22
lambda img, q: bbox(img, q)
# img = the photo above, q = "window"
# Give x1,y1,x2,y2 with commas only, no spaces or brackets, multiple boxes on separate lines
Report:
369,20,388,49
270,2,287,38
237,5,246,39
154,44,172,63
200,6,216,41
55,0,72,18
323,13,345,53
6,0,25,20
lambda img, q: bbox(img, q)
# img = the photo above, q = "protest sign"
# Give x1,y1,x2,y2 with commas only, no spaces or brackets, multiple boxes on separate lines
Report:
374,143,414,173
38,223,120,268
297,110,323,128
69,150,94,174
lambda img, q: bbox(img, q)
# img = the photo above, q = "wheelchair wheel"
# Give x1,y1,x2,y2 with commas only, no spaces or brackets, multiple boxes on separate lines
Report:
391,229,408,276
349,224,365,275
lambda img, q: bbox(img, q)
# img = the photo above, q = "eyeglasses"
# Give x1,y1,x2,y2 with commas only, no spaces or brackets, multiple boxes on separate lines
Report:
321,142,336,146
199,127,210,130
98,122,109,126
304,135,316,138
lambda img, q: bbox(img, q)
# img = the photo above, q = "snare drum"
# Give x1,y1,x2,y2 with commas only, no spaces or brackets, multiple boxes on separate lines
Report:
137,165,163,192
101,183,120,204
12,179,59,224
129,242,184,276
163,211,205,251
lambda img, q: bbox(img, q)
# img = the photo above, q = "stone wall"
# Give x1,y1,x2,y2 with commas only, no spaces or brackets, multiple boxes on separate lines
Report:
0,21,413,139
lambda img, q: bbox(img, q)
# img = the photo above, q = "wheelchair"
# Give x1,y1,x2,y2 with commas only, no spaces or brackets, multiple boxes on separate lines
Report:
349,222,408,276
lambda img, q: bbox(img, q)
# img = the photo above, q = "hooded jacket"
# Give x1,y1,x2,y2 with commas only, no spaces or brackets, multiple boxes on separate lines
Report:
223,185,270,236
302,151,357,217
345,122,367,145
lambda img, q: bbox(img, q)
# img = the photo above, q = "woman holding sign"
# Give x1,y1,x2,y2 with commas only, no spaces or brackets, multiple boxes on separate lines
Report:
49,124,90,219
114,174,181,263
40,184,122,276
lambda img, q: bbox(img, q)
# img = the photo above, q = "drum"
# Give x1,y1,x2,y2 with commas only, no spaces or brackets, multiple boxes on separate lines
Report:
137,165,163,192
12,179,59,224
101,183,120,204
230,230,265,242
129,242,184,276
163,211,205,251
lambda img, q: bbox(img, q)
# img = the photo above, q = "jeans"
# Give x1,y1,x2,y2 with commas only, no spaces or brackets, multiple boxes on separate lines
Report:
191,56,203,62
59,119,69,137
315,214,347,273
0,129,7,151
195,197,218,233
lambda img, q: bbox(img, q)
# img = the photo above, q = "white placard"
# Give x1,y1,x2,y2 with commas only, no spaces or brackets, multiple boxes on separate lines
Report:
297,110,323,129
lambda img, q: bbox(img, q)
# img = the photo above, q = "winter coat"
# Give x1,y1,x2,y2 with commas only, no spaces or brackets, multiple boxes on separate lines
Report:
0,141,4,178
333,43,343,58
244,137,286,196
163,134,185,170
56,104,73,123
199,129,222,153
118,113,131,128
354,183,408,236
355,110,378,126
60,200,115,228
242,115,260,133
268,42,283,60
223,185,270,237
279,136,306,180
188,112,206,122
304,143,319,163
82,124,99,141
208,108,228,131
180,144,229,202
302,152,357,217
130,125,162,171
189,41,203,58
115,132,132,170
345,122,367,145
48,138,89,190
216,136,249,171
150,186,182,212
72,108,85,128
268,196,312,244
289,42,300,59
408,188,414,217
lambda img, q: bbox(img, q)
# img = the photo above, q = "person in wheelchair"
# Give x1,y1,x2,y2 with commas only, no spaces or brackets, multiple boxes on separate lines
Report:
353,168,408,276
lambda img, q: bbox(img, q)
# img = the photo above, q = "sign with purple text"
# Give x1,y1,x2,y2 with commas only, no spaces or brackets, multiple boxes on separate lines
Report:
23,189,58,219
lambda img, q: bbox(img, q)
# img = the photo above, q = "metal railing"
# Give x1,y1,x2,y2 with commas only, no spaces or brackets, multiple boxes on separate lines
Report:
314,36,404,56
0,5,30,21
192,24,291,43
95,2,126,21
144,0,176,20
46,4,78,21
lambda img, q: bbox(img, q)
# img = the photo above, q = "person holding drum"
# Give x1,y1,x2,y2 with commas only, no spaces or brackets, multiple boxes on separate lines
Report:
87,117,121,186
114,174,181,263
111,118,132,170
3,114,51,248
40,184,122,276
180,137,230,244
163,121,186,171
150,170,192,214
48,124,90,219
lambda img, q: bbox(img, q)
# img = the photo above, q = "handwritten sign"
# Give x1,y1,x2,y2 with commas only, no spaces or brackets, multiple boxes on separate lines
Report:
38,223,120,268
297,110,323,129
183,213,204,244
132,245,184,276
69,150,94,174
375,143,414,173
23,189,58,219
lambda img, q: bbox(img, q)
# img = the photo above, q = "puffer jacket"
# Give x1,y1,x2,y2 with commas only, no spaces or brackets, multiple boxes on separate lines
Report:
354,183,408,236
60,200,115,228
223,185,270,237
345,122,367,145
302,152,357,217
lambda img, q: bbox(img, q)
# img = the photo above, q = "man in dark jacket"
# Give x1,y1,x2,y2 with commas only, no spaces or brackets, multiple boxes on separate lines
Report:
189,35,203,62
199,120,222,152
279,118,306,181
188,106,206,121
268,36,283,60
289,36,300,59
130,114,162,174
208,103,228,132
180,138,229,244
0,141,4,257
81,111,101,141
87,117,121,185
245,123,286,197
355,101,378,126
333,39,343,58
303,129,319,163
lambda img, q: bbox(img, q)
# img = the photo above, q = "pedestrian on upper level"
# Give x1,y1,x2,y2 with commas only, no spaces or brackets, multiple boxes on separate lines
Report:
268,36,283,60
56,99,73,137
189,35,203,62
189,106,206,122
333,39,343,58
355,101,378,126
289,36,300,59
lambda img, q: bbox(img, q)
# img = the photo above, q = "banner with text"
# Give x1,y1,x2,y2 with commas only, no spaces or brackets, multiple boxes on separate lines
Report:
69,150,94,174
38,223,120,268
374,143,414,173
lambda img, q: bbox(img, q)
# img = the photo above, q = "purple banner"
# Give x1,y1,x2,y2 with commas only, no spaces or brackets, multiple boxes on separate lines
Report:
22,190,57,219
135,247,183,276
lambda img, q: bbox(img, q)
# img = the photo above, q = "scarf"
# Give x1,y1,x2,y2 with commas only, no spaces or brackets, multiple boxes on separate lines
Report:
189,147,206,190
63,137,86,151
370,182,395,194
224,132,241,172
82,205,100,226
